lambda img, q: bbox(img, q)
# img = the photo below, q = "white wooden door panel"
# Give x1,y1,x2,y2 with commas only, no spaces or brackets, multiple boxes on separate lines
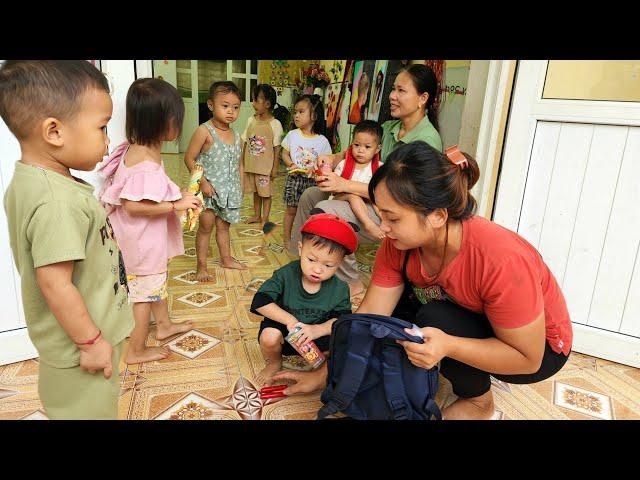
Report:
537,123,593,286
562,125,628,326
517,122,561,248
588,128,640,331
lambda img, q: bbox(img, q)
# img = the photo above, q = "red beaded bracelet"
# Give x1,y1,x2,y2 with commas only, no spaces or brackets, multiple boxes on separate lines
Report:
75,330,102,346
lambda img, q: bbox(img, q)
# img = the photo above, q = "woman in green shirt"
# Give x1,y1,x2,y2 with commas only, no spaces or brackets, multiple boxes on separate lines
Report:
289,64,443,297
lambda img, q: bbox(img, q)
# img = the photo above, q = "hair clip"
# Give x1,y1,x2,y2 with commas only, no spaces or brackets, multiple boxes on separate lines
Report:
445,145,468,169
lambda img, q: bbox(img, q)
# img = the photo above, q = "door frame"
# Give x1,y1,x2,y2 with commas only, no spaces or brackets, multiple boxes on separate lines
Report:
492,60,640,367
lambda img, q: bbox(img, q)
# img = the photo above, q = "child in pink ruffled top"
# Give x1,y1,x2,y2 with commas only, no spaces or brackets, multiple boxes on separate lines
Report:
99,78,202,365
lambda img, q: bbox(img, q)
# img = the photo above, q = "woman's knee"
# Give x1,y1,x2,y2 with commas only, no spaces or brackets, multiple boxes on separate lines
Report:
315,199,340,215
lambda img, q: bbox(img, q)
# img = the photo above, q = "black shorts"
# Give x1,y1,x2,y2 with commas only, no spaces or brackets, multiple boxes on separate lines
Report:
258,318,331,356
283,174,316,207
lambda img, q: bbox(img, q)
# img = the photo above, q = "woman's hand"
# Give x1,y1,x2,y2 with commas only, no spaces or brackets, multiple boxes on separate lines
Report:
200,177,215,198
316,171,348,194
396,327,452,370
270,365,328,395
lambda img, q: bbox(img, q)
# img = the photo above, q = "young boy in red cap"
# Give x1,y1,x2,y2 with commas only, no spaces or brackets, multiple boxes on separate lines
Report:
250,211,358,385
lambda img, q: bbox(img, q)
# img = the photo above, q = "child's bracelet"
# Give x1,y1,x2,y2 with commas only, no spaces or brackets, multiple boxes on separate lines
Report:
75,330,102,346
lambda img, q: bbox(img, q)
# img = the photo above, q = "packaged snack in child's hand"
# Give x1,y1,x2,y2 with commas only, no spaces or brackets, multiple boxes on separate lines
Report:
285,325,326,369
181,164,204,231
315,163,333,182
288,166,314,178
187,191,204,231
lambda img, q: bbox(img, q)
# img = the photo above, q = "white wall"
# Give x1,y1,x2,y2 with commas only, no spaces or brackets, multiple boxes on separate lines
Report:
458,60,490,155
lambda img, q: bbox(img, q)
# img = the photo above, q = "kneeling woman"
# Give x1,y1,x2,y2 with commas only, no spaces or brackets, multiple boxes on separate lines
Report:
274,141,572,419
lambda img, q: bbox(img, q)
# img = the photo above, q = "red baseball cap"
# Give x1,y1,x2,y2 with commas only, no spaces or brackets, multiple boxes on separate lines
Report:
301,213,359,254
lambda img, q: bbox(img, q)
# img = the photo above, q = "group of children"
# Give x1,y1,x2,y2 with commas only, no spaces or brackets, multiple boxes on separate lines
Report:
0,60,388,418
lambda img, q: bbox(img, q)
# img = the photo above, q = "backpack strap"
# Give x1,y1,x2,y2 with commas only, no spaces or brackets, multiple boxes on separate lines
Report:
381,344,442,420
380,345,412,420
425,397,442,421
317,321,375,419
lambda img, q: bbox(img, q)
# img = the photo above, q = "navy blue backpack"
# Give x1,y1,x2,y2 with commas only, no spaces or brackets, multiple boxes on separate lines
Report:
318,313,442,420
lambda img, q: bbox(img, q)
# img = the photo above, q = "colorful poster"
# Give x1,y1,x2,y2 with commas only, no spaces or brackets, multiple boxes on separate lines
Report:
348,60,375,125
325,82,341,133
367,60,388,122
326,60,354,152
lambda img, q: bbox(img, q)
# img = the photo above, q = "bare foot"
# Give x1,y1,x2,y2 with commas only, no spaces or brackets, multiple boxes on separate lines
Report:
156,321,193,341
363,221,386,240
246,216,262,224
221,257,248,270
126,346,170,365
196,264,214,282
442,391,495,420
257,361,282,387
349,280,365,298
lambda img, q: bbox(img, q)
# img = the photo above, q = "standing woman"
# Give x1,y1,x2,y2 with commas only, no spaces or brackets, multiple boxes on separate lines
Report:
274,141,572,420
290,64,443,297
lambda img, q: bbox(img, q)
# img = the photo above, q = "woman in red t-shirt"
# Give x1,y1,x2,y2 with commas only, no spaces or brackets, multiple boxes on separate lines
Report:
274,141,572,419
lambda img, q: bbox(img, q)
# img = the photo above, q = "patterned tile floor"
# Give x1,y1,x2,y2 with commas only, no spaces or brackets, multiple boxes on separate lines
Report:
1,154,640,420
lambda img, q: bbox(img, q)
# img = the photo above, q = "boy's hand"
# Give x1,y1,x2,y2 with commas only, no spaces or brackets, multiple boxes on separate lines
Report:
78,336,114,379
200,178,215,198
292,323,321,346
270,168,278,179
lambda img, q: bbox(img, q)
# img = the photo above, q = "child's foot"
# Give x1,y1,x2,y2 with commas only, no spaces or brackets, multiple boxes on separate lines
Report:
196,264,214,282
246,216,262,224
363,221,386,240
221,257,248,270
257,361,282,387
125,346,170,365
155,320,194,341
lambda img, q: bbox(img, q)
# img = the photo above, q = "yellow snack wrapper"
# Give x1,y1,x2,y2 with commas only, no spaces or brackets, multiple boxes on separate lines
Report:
181,164,204,231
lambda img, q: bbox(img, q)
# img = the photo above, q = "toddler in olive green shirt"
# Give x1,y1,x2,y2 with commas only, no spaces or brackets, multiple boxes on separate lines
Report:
0,60,134,419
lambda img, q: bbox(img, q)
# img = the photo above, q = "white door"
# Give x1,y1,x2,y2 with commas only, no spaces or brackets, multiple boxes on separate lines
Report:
0,61,37,364
494,60,640,367
152,60,180,154
175,60,199,153
228,60,259,134
0,112,38,365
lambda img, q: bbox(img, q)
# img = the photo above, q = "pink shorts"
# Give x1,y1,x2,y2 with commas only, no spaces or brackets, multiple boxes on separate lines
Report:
127,272,168,303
